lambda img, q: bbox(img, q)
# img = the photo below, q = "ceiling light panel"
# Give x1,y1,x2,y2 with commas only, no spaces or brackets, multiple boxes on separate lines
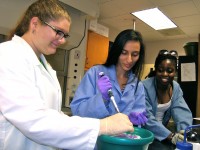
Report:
131,8,177,30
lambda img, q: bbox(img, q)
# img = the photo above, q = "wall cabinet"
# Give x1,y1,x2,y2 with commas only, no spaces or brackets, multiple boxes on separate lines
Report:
178,56,198,117
177,34,200,117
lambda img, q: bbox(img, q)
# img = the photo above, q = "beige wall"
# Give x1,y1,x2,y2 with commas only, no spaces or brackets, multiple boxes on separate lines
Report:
141,64,154,80
145,37,198,64
108,27,198,64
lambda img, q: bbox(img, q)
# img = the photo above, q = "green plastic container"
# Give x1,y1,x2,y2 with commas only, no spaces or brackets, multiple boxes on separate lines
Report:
183,42,198,56
97,127,154,150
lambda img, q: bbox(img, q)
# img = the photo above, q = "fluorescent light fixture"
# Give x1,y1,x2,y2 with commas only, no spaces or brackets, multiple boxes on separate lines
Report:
131,8,177,30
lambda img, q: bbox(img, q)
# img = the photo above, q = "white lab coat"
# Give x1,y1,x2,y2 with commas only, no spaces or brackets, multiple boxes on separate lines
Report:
0,35,99,150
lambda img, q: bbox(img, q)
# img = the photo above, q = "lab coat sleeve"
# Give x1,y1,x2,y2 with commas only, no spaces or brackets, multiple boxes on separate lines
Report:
171,82,193,131
0,52,99,150
143,78,171,141
70,66,111,118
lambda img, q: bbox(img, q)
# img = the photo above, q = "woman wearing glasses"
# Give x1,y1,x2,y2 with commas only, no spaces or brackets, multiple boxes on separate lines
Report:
143,50,193,145
0,0,133,150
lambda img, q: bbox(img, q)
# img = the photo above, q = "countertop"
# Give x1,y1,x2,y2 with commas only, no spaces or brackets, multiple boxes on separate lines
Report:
148,140,176,150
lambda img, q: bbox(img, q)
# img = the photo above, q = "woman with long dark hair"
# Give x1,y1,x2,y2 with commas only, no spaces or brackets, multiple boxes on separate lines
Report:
71,29,147,126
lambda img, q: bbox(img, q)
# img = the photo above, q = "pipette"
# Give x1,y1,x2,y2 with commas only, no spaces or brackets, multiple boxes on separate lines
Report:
98,72,120,113
108,89,120,113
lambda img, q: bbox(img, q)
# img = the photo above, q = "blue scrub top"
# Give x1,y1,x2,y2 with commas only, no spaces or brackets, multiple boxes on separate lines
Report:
70,65,146,119
142,77,193,141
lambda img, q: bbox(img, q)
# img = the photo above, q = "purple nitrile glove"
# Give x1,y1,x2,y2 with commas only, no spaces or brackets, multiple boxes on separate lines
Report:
128,111,148,126
97,74,112,101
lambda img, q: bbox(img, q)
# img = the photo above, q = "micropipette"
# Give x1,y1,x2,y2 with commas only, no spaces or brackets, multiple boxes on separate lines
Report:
98,72,120,113
108,89,120,113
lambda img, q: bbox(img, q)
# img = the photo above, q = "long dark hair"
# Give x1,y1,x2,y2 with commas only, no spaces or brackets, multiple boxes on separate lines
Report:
146,49,178,78
104,29,145,80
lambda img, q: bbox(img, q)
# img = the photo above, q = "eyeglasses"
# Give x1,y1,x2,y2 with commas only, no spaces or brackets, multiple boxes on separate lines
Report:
159,49,178,57
43,21,70,40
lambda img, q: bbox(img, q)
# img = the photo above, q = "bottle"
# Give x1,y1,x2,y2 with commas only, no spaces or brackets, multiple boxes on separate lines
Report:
176,141,193,150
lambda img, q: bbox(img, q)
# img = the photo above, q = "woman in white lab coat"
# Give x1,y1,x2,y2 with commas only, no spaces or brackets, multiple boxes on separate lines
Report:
0,0,133,150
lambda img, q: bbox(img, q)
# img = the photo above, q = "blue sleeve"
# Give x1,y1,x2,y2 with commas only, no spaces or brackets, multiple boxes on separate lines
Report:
70,66,111,119
131,82,146,113
143,79,171,141
145,97,171,141
171,83,193,131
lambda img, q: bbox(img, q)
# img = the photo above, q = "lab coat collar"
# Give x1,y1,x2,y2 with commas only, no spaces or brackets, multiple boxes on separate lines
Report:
12,35,41,66
12,35,60,89
108,65,117,81
13,35,54,73
39,54,58,82
108,65,137,93
108,65,136,84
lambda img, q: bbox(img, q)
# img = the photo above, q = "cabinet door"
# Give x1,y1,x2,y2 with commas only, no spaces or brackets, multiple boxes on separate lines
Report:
85,30,109,71
178,56,198,117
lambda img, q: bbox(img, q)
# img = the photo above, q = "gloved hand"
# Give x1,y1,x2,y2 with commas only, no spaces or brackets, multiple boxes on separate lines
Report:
128,111,148,126
171,132,184,145
179,130,185,135
97,74,112,101
99,113,134,135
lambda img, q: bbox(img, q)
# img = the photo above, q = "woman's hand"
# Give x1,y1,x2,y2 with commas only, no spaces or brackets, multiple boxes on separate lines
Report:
128,111,148,126
99,113,134,135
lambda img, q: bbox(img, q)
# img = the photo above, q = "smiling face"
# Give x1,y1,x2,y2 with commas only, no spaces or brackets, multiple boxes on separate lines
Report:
22,17,70,57
155,59,176,87
116,40,140,72
34,18,70,56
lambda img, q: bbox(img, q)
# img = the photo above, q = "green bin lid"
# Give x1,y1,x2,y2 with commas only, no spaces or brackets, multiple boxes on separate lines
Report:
183,42,198,48
98,127,154,145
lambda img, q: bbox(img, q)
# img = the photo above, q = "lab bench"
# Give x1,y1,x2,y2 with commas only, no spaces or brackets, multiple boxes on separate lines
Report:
61,108,200,149
148,140,175,150
148,119,200,150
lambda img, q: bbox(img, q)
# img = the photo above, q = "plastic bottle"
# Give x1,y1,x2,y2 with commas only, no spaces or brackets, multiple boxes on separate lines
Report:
175,124,200,150
175,141,193,150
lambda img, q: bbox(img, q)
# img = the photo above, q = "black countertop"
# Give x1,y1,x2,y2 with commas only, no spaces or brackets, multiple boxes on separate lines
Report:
148,119,200,150
148,140,176,150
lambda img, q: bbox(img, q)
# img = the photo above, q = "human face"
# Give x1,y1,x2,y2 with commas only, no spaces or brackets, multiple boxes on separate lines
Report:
34,18,70,56
117,41,140,72
156,59,176,87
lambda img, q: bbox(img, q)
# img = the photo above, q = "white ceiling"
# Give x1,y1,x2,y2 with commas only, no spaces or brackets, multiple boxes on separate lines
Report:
98,0,200,42
0,0,200,42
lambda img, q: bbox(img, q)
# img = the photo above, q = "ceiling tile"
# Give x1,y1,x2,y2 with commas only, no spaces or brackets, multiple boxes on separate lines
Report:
142,30,166,42
181,25,200,37
0,0,199,42
112,0,154,12
99,0,154,19
161,1,199,18
174,14,200,27
150,0,189,6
